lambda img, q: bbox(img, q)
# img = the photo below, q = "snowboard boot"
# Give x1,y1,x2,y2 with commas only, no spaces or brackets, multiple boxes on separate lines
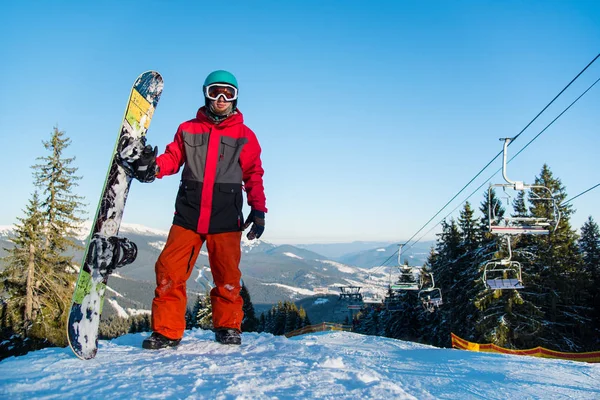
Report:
142,332,181,349
215,328,242,345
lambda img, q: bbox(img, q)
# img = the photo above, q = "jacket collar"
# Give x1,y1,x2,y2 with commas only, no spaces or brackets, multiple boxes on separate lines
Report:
196,106,244,127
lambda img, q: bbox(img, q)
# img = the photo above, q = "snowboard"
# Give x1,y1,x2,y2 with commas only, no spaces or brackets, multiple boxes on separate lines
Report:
67,71,163,360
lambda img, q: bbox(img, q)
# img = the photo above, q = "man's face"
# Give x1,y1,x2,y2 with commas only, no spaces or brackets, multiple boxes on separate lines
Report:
211,97,232,114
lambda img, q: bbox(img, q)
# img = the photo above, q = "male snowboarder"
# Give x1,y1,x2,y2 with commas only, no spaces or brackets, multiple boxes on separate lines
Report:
128,70,267,348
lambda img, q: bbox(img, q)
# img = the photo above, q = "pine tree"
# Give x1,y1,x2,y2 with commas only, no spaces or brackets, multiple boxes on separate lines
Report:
472,185,543,348
128,314,151,334
273,301,287,335
427,211,482,347
1,192,46,336
258,301,311,336
240,283,259,332
474,165,590,351
185,308,195,330
477,188,505,264
302,308,311,327
455,201,484,327
284,303,299,333
579,216,600,275
98,316,130,339
480,187,505,238
297,306,310,329
432,218,462,294
263,307,276,333
258,313,266,333
33,126,85,262
523,165,588,350
458,202,478,253
3,126,87,346
189,294,202,329
578,216,600,347
194,292,213,330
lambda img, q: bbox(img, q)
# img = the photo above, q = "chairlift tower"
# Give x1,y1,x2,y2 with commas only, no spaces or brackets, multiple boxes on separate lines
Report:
338,286,363,302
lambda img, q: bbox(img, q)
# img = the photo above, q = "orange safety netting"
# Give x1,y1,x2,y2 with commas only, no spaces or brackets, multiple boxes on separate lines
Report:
451,333,600,363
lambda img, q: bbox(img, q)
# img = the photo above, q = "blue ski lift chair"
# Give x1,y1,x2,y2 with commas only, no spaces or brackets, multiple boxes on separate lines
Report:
483,260,524,290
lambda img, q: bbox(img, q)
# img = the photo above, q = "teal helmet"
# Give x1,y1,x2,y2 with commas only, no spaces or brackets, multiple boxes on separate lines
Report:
203,70,238,89
203,70,239,111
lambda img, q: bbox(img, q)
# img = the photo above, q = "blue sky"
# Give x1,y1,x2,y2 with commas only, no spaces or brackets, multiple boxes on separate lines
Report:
1,1,598,244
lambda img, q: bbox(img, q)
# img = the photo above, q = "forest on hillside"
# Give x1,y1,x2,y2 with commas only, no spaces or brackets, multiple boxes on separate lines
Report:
354,165,600,352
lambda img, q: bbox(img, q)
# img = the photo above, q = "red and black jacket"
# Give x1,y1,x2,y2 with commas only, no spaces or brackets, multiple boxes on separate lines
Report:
156,107,267,234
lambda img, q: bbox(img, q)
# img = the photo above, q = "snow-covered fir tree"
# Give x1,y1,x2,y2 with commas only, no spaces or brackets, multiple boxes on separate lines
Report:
0,192,47,338
193,292,213,330
579,216,600,275
33,126,86,264
354,168,599,352
1,127,85,349
578,216,600,347
473,188,542,349
520,165,590,350
259,301,310,336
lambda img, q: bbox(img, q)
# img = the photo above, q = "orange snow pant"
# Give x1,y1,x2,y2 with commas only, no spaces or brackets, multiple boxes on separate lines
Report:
151,224,243,340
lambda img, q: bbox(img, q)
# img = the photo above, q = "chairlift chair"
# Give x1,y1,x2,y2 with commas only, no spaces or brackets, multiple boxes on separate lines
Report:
419,270,435,290
390,265,421,291
489,185,560,235
482,235,524,290
488,138,561,235
418,288,443,313
384,295,403,312
388,244,422,291
483,260,524,290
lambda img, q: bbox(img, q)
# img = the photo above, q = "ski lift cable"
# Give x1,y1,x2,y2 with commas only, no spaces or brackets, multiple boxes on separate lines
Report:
378,243,405,268
401,65,600,251
406,76,600,248
376,250,399,269
506,53,599,145
400,54,599,252
507,76,600,164
563,183,600,205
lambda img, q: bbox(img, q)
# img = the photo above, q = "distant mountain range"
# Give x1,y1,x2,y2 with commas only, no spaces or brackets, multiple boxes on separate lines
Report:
0,223,435,322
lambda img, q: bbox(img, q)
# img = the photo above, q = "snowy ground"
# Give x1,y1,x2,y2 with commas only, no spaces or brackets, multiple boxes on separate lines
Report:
1,330,598,399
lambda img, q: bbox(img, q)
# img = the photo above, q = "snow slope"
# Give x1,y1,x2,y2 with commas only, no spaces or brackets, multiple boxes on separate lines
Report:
1,330,598,399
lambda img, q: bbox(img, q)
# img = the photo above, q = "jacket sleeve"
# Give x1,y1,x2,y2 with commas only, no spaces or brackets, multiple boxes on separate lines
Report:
239,127,267,213
155,127,186,178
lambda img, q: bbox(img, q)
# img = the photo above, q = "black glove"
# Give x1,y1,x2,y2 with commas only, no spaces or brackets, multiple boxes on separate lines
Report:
117,135,157,183
131,144,158,183
118,136,146,167
243,209,265,240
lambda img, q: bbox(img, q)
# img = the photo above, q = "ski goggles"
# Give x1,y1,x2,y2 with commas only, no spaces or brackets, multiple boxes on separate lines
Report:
204,83,238,101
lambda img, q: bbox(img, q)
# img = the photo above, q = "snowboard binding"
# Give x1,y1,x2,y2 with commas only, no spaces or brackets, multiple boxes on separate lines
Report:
86,233,138,277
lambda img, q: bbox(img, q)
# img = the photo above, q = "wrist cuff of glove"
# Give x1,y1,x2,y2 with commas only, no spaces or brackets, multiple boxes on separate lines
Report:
253,210,266,218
